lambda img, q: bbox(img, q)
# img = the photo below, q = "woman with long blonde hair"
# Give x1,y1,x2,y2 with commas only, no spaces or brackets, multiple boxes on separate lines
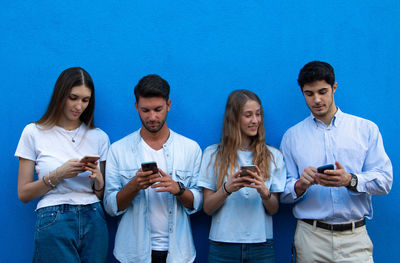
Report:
198,90,286,263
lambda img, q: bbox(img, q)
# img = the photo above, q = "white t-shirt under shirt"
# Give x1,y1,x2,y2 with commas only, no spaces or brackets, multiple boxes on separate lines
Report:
141,139,169,251
15,123,109,210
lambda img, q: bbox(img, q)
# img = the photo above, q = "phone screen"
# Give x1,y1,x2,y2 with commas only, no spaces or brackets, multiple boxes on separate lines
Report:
317,164,334,174
141,162,158,174
240,165,256,176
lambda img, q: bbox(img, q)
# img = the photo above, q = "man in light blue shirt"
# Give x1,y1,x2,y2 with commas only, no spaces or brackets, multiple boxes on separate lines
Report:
104,74,202,263
280,61,392,263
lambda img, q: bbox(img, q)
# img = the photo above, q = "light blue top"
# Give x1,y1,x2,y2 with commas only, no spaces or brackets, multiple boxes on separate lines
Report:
198,144,286,242
280,109,393,223
104,129,202,263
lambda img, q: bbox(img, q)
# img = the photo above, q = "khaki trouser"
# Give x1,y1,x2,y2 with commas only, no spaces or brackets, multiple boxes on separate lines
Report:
294,219,373,263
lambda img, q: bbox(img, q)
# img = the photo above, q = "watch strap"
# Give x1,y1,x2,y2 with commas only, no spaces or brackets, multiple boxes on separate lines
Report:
174,181,186,196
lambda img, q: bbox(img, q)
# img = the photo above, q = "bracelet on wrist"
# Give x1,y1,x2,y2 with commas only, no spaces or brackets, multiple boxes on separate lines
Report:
42,176,51,188
93,184,105,192
47,173,56,188
264,191,272,200
54,168,60,183
223,182,231,196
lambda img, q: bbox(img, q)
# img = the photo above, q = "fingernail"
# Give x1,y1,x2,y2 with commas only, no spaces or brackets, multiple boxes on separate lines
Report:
83,166,86,169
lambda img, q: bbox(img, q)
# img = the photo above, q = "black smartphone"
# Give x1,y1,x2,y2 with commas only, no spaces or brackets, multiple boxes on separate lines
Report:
240,165,256,177
141,162,158,174
317,164,334,174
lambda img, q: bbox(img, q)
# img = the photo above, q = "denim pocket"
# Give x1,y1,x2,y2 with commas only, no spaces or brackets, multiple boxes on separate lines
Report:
120,169,138,185
36,209,58,231
175,170,192,184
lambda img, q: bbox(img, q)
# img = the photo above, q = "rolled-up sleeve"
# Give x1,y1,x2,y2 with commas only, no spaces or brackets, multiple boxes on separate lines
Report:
104,144,127,217
184,144,203,214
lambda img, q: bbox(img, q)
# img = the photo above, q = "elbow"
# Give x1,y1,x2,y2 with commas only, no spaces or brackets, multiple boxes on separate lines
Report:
203,205,214,216
18,192,30,204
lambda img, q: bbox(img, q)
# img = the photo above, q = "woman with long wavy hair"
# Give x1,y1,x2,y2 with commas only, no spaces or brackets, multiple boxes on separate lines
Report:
15,67,109,263
198,90,286,263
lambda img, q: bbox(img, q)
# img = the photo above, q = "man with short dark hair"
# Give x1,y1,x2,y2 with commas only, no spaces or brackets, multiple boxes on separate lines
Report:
104,74,202,263
280,61,393,262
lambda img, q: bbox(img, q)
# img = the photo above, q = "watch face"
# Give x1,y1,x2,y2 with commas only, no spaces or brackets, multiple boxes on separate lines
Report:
350,178,357,187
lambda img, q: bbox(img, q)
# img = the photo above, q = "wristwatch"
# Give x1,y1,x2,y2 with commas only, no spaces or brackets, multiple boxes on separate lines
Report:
347,173,358,192
174,182,186,196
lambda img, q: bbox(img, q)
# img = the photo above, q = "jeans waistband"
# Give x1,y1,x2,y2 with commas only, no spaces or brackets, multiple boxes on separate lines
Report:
37,202,101,213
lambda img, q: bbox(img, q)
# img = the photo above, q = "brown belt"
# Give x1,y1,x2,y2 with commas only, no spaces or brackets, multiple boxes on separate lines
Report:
301,218,365,231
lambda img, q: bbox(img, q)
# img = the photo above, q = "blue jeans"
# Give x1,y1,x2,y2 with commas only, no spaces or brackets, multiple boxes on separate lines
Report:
33,202,108,263
208,240,275,263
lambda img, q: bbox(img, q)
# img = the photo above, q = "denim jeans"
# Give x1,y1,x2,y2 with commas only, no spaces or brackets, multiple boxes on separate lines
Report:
208,240,275,263
33,202,108,263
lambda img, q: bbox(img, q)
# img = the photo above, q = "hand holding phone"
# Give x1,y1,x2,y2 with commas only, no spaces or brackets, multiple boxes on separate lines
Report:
317,164,334,174
240,165,256,177
80,155,100,163
141,162,158,175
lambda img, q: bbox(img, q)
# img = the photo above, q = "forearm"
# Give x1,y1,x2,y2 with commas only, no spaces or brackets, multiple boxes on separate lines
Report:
203,187,228,215
262,193,279,215
116,181,140,212
176,189,194,210
18,170,59,203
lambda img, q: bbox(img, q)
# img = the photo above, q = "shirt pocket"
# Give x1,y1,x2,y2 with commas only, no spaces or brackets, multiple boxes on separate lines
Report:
119,169,139,185
175,169,192,185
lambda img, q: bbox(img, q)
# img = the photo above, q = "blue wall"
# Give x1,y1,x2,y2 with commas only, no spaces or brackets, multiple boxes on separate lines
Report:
2,1,399,262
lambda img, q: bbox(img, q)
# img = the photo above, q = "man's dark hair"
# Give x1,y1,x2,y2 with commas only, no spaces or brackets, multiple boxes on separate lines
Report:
297,61,335,89
134,74,170,102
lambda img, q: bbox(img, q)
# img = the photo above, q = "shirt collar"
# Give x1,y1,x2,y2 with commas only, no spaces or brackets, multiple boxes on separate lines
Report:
311,107,343,128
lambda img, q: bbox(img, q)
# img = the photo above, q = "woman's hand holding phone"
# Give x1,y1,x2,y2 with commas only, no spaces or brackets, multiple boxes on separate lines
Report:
57,159,87,180
240,165,271,200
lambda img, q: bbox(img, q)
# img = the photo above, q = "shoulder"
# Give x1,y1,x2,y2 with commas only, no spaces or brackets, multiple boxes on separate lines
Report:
281,116,311,144
110,129,140,150
88,127,109,141
341,112,378,129
171,130,201,150
266,145,283,158
202,144,219,157
20,122,44,137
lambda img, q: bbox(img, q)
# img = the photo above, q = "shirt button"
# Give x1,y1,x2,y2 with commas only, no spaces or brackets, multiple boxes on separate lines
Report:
169,210,172,214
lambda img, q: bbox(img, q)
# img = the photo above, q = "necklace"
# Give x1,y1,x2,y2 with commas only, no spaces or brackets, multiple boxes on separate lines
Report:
70,125,80,143
239,145,251,151
58,125,81,143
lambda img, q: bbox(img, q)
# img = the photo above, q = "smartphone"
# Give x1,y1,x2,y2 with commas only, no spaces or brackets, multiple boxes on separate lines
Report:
141,162,158,174
80,155,100,163
240,165,256,177
317,164,334,174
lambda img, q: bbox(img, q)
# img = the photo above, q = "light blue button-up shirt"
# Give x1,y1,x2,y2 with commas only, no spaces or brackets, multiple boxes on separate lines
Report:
280,109,392,223
198,144,286,242
104,129,202,263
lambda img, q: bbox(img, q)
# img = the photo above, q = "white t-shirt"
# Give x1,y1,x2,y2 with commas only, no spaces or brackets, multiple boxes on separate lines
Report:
141,139,169,251
15,123,110,210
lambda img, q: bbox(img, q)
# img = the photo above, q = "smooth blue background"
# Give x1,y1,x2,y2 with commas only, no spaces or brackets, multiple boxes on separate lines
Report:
2,1,399,262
